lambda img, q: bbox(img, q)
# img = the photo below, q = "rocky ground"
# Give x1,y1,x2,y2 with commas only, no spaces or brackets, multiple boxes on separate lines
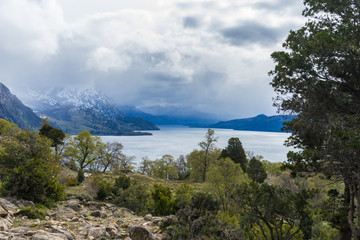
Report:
0,197,170,240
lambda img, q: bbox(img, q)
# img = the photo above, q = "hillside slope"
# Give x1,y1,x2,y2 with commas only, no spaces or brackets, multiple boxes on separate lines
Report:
209,114,296,132
0,83,41,130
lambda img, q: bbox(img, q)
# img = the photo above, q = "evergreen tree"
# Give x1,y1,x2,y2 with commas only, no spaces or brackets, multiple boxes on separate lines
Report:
270,0,360,238
247,157,267,183
220,137,247,172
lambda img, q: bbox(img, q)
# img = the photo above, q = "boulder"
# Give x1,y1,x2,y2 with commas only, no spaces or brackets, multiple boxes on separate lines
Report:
144,214,152,221
86,226,107,239
15,200,35,209
0,206,8,218
51,226,74,240
0,198,18,212
128,225,157,240
0,217,12,231
56,207,77,220
30,230,68,240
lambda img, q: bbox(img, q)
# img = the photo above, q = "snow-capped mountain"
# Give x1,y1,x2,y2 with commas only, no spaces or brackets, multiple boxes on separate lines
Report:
15,87,159,135
17,87,124,118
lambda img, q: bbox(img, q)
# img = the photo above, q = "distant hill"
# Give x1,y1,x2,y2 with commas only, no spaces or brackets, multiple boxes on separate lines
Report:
120,105,221,126
0,82,41,129
15,88,159,136
208,114,296,132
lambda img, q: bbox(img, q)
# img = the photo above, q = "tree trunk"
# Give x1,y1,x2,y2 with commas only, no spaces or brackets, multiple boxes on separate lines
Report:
341,183,352,240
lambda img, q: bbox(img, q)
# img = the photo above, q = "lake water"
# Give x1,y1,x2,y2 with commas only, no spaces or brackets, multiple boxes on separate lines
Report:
101,126,292,165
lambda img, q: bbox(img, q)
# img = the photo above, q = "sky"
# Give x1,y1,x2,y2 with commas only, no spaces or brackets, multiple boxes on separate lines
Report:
0,0,305,119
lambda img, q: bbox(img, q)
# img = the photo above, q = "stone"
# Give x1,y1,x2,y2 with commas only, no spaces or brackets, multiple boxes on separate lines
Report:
90,211,101,218
106,225,118,238
152,217,162,225
0,198,18,212
0,217,12,231
128,225,157,240
144,214,152,221
0,206,8,218
51,226,74,240
86,226,106,239
15,200,35,209
30,230,68,240
56,207,77,220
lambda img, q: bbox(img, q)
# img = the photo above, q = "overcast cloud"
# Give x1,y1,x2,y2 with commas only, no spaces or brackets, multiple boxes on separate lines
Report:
0,0,305,119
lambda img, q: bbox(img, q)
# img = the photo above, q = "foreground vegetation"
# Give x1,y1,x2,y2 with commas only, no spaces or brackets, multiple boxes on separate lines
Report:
0,118,345,239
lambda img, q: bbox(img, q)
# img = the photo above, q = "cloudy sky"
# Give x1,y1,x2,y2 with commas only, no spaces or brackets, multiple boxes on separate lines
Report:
0,0,305,119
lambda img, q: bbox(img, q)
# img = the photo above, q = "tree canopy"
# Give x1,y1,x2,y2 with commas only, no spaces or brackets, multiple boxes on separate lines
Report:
270,0,360,238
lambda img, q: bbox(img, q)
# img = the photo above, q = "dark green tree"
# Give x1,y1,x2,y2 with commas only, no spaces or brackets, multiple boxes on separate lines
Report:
220,137,247,172
39,123,65,160
247,157,267,183
269,0,360,238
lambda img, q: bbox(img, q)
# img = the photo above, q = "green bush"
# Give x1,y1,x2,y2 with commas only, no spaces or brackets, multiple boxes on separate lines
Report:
151,184,175,216
77,170,85,184
174,183,194,209
66,177,78,187
113,174,131,193
17,206,46,219
0,129,65,204
112,180,151,215
96,181,112,200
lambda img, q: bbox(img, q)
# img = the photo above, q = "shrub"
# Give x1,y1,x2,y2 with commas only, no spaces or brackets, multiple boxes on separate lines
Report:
113,174,131,194
151,184,175,216
66,177,78,187
17,206,45,219
112,180,151,215
77,170,85,184
0,130,65,204
174,183,194,209
96,181,112,201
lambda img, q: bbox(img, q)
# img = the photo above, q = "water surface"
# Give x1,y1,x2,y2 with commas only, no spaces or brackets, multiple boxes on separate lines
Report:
101,126,292,164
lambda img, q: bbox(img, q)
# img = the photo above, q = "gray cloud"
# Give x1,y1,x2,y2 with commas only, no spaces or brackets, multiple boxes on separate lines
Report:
220,22,280,46
183,16,200,29
0,0,305,119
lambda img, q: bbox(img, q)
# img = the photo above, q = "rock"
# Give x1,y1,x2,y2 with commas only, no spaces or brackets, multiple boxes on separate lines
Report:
9,227,31,233
56,207,77,220
90,211,101,218
144,214,152,221
0,232,27,240
84,201,106,211
152,217,162,225
0,206,8,218
191,218,203,234
0,217,12,231
65,204,80,212
86,226,106,239
30,230,68,240
106,225,118,239
15,200,35,209
51,226,74,240
128,225,157,240
0,198,18,212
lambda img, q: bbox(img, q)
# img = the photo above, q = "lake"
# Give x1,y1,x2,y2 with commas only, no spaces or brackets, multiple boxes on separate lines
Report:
101,126,292,165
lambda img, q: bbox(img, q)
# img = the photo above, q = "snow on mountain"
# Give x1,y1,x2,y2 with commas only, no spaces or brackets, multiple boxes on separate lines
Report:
16,87,123,118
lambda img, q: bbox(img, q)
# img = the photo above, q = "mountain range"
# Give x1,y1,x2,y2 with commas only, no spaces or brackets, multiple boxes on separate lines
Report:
12,87,159,135
0,83,41,130
1,82,295,135
119,105,221,126
208,114,295,132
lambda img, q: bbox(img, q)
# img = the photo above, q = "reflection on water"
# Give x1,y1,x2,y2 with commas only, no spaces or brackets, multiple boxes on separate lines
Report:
101,126,292,165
